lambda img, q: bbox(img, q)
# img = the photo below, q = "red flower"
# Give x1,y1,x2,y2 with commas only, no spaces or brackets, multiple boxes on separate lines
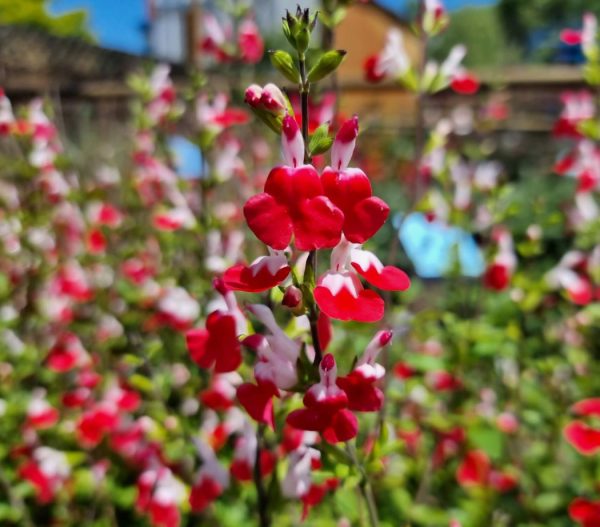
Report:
451,73,480,95
189,476,223,513
286,354,358,444
456,450,517,493
573,399,600,417
337,330,392,412
314,238,410,323
456,450,491,487
363,55,385,83
243,115,344,251
570,497,600,527
483,262,510,291
186,312,241,373
564,421,600,455
223,250,290,293
77,404,120,447
236,382,276,429
322,117,390,243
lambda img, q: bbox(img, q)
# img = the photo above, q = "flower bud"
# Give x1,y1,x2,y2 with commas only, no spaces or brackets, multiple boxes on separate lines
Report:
282,285,303,309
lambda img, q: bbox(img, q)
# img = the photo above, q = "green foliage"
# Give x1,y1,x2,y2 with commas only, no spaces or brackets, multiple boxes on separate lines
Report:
430,6,522,67
0,0,90,39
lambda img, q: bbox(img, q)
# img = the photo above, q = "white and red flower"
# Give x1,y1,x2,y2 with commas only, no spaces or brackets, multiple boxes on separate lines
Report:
337,330,392,412
286,354,358,444
243,115,344,251
314,237,410,322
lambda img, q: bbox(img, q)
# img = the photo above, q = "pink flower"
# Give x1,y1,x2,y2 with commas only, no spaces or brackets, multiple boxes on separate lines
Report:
243,115,344,251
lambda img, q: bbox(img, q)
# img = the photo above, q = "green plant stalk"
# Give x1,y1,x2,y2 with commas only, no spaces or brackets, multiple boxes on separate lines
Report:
253,423,271,527
299,51,323,367
347,442,379,527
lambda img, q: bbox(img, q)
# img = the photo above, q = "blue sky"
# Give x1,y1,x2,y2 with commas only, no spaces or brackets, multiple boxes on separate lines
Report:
50,0,498,54
50,0,147,53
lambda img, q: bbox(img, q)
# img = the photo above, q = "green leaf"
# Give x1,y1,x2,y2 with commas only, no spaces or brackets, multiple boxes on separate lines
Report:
269,50,301,84
307,50,347,82
308,122,333,156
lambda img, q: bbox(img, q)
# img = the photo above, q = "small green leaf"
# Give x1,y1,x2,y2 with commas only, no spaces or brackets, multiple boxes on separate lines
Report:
307,50,347,82
269,50,301,84
309,122,333,155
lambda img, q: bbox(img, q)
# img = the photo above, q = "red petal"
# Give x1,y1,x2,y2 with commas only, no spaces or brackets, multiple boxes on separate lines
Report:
322,167,372,212
564,421,600,455
206,312,242,373
237,383,274,428
337,376,384,412
314,286,384,322
322,409,358,443
561,29,583,45
264,165,322,209
456,450,491,487
189,477,222,512
223,263,290,293
573,399,600,417
351,261,410,291
186,328,211,368
317,312,333,352
345,196,389,243
286,407,331,432
451,74,480,95
570,497,600,525
293,196,344,251
244,193,293,250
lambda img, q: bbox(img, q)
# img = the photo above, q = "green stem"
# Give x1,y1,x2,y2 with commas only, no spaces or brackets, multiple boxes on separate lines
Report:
346,443,379,527
298,51,323,367
253,424,271,527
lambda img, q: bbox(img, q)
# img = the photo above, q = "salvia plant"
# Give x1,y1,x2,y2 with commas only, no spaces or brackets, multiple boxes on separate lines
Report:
0,2,599,527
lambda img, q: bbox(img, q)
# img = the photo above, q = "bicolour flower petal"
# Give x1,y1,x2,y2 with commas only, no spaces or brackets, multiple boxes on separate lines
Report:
350,248,411,291
315,271,384,322
336,375,384,412
564,421,600,455
223,254,290,293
